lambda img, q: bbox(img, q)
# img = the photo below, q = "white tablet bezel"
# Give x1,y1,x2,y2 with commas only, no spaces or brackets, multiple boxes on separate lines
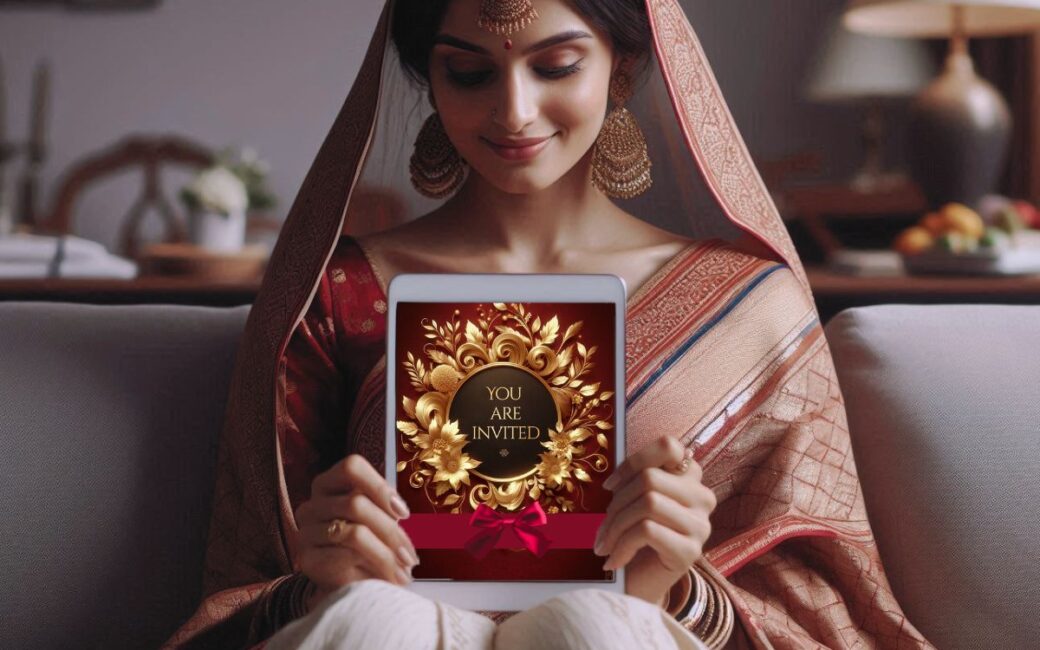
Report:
385,273,627,611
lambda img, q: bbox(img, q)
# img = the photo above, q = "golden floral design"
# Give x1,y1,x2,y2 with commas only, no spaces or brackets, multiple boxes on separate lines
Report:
426,444,481,491
395,303,615,513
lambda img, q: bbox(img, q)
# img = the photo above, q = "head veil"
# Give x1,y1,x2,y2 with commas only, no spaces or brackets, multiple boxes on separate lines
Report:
199,0,816,635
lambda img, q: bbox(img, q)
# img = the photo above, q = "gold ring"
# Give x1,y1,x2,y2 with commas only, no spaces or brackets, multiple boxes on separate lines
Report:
325,518,349,543
674,448,694,474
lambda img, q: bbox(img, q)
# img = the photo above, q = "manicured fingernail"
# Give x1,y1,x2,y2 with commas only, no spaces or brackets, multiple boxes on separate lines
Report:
396,566,413,585
603,473,619,491
390,493,410,519
602,557,616,571
594,540,605,556
397,545,417,568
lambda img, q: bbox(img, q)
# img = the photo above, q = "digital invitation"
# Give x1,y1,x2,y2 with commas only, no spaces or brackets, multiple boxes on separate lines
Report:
393,301,618,581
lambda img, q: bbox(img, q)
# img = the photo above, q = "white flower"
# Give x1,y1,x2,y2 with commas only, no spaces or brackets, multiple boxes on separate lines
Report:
187,166,248,216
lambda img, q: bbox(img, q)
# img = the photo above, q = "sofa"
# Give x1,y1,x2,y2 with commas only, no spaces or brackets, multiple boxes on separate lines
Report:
1,301,1037,649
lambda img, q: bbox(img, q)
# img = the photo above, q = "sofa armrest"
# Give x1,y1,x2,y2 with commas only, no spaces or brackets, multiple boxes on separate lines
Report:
825,305,1040,649
0,302,249,649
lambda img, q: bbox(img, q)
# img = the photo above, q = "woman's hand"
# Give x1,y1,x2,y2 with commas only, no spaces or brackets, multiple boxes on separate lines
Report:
593,436,717,608
294,454,420,611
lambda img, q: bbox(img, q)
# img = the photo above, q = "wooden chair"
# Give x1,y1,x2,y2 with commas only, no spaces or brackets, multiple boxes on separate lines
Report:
36,135,215,258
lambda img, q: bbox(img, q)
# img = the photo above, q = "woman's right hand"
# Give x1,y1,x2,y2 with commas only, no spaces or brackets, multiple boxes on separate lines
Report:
294,453,420,611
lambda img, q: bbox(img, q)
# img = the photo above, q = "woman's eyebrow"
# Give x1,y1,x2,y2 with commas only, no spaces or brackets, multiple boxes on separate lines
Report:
433,30,593,56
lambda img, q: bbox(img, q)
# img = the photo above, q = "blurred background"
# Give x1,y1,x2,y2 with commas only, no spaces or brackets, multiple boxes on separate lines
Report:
1,0,1039,319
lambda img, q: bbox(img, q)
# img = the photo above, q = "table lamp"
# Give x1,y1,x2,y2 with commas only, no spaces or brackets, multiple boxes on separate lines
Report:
806,18,935,191
845,0,1040,208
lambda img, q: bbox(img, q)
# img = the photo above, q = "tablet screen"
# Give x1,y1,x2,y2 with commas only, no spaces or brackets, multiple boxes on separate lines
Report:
392,300,619,582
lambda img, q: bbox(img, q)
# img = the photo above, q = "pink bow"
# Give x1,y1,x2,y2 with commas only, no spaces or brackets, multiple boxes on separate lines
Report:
464,502,551,560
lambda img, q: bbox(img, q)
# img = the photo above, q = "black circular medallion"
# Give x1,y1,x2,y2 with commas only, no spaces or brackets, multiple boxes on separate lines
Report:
447,363,561,481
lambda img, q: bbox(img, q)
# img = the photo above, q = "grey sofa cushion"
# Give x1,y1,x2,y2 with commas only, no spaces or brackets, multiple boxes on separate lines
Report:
0,302,249,650
825,305,1040,650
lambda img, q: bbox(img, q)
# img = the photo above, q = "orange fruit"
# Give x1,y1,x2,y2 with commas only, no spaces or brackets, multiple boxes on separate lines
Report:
920,212,947,236
939,203,984,239
893,226,934,255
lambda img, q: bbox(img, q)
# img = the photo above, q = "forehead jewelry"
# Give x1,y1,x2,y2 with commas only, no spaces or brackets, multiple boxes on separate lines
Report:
478,0,539,50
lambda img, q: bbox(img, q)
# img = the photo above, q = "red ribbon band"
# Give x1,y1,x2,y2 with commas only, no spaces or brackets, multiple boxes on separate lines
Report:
399,508,605,559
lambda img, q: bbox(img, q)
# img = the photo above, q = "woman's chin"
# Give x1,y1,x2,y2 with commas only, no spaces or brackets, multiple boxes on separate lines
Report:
472,168,566,196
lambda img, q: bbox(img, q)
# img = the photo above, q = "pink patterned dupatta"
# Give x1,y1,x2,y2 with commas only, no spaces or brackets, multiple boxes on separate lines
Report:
164,1,933,648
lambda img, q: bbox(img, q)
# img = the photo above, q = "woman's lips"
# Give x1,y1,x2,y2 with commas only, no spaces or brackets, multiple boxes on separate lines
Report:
482,135,554,162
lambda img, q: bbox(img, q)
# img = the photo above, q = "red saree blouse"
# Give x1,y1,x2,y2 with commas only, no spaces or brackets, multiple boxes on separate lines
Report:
281,235,388,513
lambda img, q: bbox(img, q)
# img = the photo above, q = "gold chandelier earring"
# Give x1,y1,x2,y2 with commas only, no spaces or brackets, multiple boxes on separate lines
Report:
591,70,653,199
410,111,467,199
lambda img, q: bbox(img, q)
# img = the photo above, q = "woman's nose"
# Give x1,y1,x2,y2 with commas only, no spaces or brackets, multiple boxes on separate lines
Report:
492,71,538,133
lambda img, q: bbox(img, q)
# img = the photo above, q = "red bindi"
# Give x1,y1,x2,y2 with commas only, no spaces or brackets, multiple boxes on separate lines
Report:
504,39,513,50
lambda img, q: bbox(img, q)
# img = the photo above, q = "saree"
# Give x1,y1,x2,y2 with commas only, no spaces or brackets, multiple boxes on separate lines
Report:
164,1,934,648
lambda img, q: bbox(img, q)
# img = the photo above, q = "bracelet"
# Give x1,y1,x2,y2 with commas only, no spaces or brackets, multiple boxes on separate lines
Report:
664,570,693,618
676,564,734,650
247,573,315,643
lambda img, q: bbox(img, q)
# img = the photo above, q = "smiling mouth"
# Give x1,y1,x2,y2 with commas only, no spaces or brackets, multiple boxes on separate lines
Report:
481,134,555,162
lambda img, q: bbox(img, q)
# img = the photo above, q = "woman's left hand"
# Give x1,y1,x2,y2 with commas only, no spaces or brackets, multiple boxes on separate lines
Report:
593,436,717,608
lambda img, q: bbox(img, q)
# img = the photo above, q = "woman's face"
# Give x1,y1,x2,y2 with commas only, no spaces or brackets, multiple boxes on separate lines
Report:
429,0,616,195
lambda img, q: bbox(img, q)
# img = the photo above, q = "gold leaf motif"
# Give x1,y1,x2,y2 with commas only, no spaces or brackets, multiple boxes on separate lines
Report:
397,420,419,436
540,316,559,345
563,321,582,342
465,320,484,345
402,396,417,419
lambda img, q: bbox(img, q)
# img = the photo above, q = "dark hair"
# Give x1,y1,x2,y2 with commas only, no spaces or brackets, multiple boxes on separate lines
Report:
390,0,652,87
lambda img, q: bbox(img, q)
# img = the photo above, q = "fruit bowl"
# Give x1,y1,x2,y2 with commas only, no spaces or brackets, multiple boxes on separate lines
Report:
900,231,1040,276
894,201,1040,276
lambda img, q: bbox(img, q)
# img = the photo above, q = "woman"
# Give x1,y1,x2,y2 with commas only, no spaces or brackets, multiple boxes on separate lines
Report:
166,1,933,648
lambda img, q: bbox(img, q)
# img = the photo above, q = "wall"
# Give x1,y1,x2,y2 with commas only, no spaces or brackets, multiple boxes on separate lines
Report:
0,0,862,252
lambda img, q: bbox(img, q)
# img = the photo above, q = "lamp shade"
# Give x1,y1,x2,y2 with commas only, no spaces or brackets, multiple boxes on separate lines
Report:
807,20,936,102
845,0,1040,38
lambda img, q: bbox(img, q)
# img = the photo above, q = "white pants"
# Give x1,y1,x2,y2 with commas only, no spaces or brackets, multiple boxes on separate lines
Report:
266,579,708,650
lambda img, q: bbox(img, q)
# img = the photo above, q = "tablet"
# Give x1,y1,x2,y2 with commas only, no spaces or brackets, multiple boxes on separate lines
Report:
385,273,626,611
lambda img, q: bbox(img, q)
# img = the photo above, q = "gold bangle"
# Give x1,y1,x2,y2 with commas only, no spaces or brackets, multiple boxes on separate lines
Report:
684,566,709,626
666,570,694,618
697,565,735,650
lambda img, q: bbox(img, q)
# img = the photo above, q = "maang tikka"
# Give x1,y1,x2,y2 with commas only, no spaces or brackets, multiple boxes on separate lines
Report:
410,0,541,197
477,0,539,50
592,71,653,200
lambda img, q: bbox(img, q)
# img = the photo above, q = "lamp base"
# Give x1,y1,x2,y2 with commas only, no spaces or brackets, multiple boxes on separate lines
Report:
907,51,1011,210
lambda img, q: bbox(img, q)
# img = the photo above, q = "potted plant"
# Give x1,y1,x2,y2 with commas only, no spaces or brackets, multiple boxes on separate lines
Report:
180,147,276,253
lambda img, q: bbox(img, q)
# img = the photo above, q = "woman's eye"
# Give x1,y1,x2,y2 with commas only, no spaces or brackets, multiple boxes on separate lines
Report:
445,58,584,88
447,69,493,87
536,60,583,79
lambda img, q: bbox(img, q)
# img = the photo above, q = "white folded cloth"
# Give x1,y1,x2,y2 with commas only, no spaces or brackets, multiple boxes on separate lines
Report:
0,233,138,279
